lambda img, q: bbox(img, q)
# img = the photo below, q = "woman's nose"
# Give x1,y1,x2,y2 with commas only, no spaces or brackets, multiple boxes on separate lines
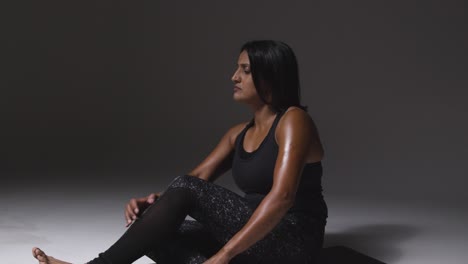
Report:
231,71,240,83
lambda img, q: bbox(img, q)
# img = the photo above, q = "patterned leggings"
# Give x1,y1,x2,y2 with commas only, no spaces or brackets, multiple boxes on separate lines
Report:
86,175,326,264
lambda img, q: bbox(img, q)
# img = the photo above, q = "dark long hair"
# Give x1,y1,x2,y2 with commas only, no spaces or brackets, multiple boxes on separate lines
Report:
240,40,308,113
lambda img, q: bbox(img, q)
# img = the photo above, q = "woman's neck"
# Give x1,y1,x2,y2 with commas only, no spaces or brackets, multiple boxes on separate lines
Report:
250,105,277,130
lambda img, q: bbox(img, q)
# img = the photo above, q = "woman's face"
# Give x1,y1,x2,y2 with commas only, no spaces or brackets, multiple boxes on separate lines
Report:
231,50,261,104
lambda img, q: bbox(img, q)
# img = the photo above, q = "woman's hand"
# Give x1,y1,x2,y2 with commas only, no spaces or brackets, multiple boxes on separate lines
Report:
124,192,160,227
203,249,232,264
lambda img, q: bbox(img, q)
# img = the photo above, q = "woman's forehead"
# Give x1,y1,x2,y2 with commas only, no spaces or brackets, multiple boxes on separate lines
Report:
238,51,250,64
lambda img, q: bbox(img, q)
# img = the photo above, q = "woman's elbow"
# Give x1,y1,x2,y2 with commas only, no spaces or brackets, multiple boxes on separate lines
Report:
275,191,296,209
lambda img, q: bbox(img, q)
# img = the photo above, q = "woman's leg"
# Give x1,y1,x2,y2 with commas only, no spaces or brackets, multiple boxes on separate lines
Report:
31,185,198,264
83,174,256,263
85,185,196,264
33,174,324,264
145,220,221,264
86,174,323,263
163,175,325,264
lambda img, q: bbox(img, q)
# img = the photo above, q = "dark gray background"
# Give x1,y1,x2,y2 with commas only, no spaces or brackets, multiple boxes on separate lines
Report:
2,0,467,204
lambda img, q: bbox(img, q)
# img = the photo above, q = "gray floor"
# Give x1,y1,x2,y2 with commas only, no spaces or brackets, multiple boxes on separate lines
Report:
2,179,467,264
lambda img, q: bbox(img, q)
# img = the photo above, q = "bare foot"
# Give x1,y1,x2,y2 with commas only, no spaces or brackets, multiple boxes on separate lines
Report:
32,247,73,264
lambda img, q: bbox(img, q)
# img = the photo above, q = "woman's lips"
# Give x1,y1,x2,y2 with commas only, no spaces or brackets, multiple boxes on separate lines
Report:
234,86,241,91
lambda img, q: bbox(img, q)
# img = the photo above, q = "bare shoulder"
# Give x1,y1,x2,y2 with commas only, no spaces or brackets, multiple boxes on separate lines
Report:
275,106,324,160
278,106,316,129
275,106,317,143
227,121,250,147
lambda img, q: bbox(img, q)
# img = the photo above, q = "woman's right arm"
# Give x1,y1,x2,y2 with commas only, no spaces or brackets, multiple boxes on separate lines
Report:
186,122,247,182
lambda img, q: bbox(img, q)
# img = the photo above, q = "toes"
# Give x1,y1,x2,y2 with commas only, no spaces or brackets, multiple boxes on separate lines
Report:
32,247,42,257
32,247,48,261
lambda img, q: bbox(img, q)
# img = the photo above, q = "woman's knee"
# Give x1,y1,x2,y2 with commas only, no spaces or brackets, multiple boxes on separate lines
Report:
167,175,206,190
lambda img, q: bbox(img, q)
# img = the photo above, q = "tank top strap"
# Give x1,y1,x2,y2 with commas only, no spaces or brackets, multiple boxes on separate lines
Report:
235,118,254,148
238,109,285,147
271,110,284,129
249,109,285,128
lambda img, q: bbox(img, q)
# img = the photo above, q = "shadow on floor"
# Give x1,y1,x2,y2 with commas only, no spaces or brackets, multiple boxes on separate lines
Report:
319,246,386,264
322,224,420,263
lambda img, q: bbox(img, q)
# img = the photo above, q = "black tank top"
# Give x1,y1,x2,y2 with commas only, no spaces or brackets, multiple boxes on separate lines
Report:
232,110,328,219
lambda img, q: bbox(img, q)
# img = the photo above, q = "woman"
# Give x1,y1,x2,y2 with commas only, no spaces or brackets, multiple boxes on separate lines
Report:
32,40,328,264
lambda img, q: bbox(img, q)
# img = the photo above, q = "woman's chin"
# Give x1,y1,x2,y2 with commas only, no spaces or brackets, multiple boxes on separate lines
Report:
232,94,243,101
233,97,247,104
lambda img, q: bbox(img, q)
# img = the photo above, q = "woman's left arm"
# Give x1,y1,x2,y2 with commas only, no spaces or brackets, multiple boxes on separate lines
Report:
204,109,321,263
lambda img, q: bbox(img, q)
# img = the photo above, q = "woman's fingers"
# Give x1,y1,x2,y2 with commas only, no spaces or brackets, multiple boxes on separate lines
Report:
130,198,139,215
147,193,157,204
125,204,133,225
125,199,138,223
124,194,158,227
